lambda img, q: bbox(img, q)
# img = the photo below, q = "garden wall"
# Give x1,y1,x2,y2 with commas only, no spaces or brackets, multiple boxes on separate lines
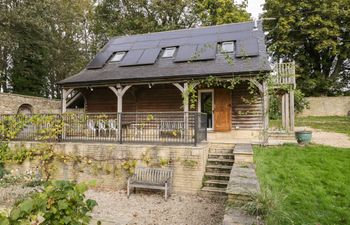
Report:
0,93,61,114
299,96,350,116
7,142,209,194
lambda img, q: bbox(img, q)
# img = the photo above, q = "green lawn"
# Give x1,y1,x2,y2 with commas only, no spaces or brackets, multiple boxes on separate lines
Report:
270,116,350,136
254,144,350,225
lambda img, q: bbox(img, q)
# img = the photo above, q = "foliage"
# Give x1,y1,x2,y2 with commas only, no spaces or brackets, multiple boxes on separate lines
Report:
0,180,98,225
182,159,198,168
0,0,94,97
194,0,251,26
242,189,292,224
296,116,350,136
263,0,350,96
269,89,309,120
254,144,350,225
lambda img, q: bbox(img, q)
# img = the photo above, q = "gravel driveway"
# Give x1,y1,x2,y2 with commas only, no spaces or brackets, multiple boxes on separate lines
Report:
86,189,226,225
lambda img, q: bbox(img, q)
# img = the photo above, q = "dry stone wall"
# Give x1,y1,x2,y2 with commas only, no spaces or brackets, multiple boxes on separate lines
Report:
0,93,61,114
300,96,350,117
8,142,209,194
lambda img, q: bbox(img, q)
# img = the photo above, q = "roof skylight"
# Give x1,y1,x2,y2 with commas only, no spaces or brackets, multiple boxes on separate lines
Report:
221,42,234,53
162,47,176,58
110,51,126,62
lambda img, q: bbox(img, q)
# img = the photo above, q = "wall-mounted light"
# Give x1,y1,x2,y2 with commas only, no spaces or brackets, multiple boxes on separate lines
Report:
148,83,153,88
89,87,94,91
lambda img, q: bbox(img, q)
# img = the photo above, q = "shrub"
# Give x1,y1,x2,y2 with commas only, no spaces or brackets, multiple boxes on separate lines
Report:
0,180,97,225
269,89,309,120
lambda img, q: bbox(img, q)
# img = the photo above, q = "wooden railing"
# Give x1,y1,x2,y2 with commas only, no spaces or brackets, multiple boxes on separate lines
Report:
272,62,296,88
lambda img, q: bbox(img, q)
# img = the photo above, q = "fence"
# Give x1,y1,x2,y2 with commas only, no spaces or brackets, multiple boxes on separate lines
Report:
0,112,207,146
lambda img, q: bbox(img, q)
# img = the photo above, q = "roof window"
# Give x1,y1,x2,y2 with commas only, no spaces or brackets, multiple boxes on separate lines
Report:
221,42,234,53
162,47,176,58
110,51,126,62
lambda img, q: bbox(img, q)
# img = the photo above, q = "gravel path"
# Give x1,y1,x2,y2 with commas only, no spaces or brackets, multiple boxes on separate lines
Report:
86,189,226,225
310,129,350,148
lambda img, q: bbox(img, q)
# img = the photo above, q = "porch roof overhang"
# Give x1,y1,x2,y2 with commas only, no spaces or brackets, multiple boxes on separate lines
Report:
58,59,271,88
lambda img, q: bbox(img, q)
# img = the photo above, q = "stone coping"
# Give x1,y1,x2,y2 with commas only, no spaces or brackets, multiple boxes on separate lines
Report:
226,164,260,197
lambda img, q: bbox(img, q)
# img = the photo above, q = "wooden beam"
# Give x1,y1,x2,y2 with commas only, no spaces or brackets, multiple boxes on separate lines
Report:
61,88,74,113
289,90,295,131
262,81,269,144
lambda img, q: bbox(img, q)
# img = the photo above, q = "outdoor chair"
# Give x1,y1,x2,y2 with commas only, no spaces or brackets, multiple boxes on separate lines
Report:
98,120,107,137
108,119,118,139
87,120,97,137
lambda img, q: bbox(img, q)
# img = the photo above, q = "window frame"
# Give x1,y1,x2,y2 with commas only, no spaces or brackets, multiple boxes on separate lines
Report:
110,51,127,62
161,47,177,58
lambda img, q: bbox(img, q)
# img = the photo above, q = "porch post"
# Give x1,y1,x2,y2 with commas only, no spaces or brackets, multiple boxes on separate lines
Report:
173,82,189,135
61,88,73,113
109,85,132,143
262,81,269,144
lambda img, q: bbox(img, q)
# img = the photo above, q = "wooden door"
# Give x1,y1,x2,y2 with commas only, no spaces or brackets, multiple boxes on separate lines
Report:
214,89,232,131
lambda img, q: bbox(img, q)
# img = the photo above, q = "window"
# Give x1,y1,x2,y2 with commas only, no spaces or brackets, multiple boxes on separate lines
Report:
221,42,234,53
110,51,126,62
162,47,176,58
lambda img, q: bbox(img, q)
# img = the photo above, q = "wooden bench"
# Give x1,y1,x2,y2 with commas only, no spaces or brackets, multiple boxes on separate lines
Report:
159,120,185,138
127,167,173,200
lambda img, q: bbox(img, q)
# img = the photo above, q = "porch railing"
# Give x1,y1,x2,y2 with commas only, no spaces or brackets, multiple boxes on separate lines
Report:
0,112,207,146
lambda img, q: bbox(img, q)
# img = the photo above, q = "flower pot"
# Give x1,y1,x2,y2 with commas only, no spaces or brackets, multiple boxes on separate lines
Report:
295,131,312,145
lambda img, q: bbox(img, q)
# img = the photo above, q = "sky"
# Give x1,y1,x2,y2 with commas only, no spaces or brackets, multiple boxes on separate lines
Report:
237,0,266,19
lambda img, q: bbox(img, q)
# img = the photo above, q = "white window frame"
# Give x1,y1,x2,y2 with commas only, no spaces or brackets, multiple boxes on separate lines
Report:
198,89,214,131
110,51,126,62
221,41,234,53
162,47,176,58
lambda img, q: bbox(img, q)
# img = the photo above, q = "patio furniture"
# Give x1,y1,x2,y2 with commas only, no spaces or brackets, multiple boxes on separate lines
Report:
87,120,97,137
127,167,173,200
98,120,107,136
159,120,185,139
108,119,118,138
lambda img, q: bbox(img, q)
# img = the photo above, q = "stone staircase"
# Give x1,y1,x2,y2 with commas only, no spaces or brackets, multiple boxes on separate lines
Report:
201,143,235,194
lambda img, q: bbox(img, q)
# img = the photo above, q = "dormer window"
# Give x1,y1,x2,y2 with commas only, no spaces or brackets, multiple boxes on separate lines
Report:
110,51,126,62
221,42,234,53
162,47,176,58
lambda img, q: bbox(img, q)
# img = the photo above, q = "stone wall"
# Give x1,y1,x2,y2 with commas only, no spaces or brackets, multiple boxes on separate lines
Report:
0,93,61,114
7,142,209,194
299,96,350,117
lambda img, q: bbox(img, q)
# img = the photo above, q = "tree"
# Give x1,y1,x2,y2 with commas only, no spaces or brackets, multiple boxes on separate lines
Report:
0,0,95,98
263,0,350,96
93,0,251,48
194,0,251,26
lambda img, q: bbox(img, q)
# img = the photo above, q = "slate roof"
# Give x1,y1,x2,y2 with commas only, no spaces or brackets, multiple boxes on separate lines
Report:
58,21,271,87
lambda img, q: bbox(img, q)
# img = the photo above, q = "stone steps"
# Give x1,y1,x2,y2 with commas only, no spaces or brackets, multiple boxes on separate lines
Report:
206,165,233,170
201,186,227,193
207,158,234,163
205,179,229,185
202,143,235,194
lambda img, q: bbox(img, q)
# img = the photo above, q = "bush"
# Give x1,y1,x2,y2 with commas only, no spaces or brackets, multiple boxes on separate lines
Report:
0,180,97,225
269,89,309,120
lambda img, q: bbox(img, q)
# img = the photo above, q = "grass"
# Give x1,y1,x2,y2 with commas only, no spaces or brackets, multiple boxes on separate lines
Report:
270,116,350,136
254,144,350,225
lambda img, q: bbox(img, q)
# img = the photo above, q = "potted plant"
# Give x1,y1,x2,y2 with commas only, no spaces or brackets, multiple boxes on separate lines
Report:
295,129,312,145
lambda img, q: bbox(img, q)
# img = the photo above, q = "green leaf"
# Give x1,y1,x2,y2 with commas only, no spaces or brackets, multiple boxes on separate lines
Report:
86,199,98,210
9,207,21,221
58,200,69,210
19,199,34,213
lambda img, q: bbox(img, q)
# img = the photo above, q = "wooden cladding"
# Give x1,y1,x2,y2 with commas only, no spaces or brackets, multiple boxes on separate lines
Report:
85,84,182,113
232,83,263,130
